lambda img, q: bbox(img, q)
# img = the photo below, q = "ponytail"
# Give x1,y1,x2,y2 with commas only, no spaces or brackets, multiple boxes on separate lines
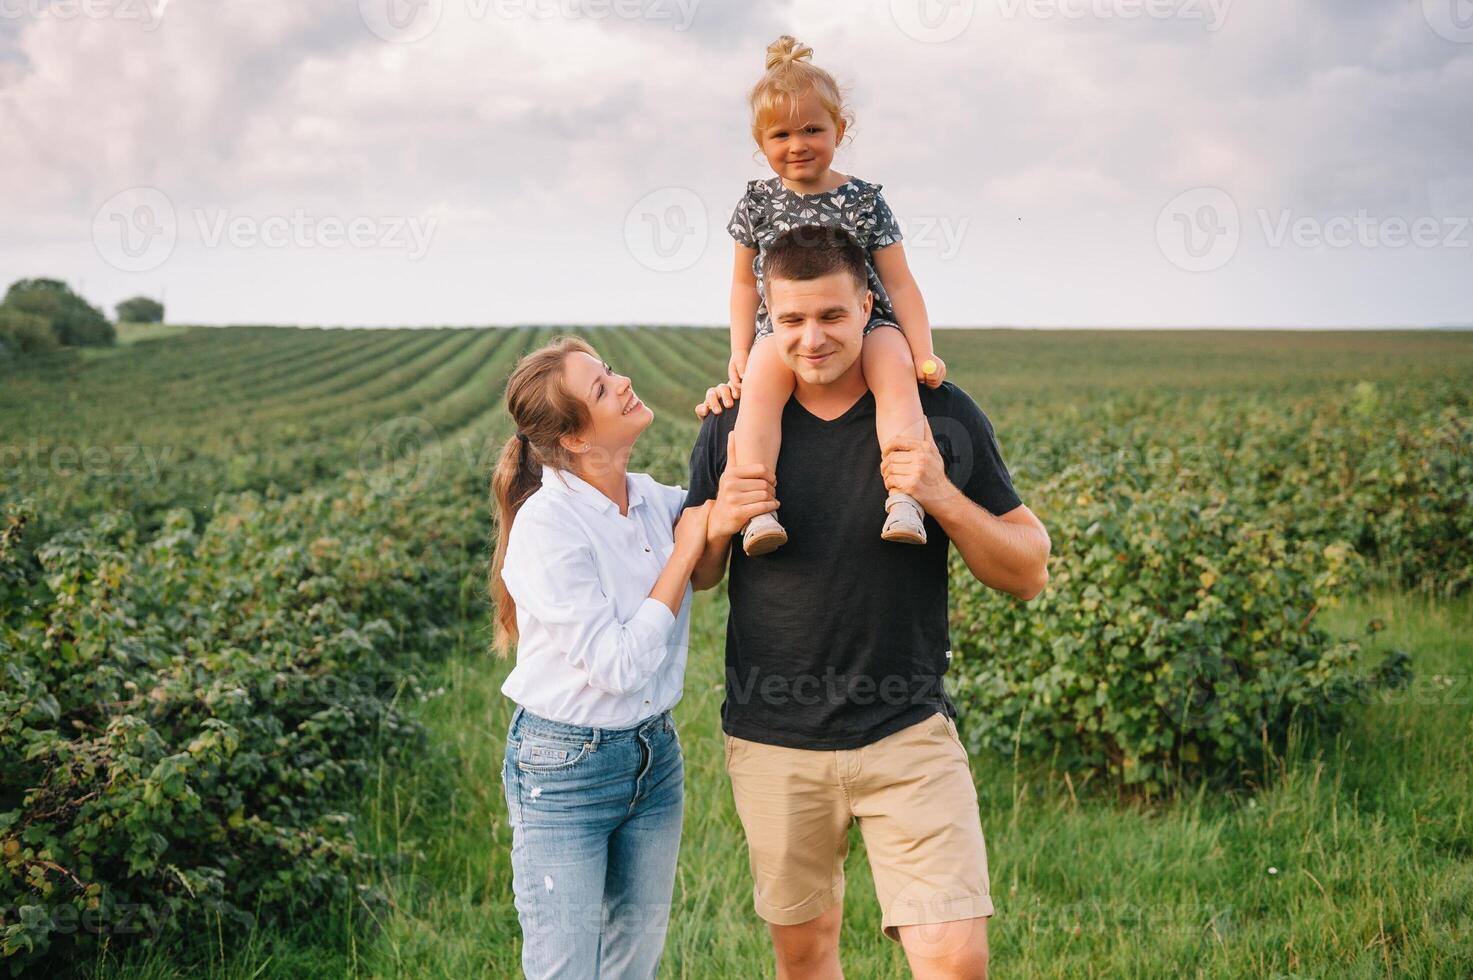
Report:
489,335,597,656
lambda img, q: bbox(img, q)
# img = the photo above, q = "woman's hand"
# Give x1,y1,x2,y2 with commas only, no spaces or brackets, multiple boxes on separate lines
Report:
916,352,947,388
694,382,741,419
674,501,713,562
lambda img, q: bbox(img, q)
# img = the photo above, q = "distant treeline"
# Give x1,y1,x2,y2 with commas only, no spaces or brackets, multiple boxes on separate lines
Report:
0,279,165,359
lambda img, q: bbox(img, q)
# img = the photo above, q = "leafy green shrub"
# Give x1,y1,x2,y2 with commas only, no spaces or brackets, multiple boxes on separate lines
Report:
115,297,164,325
947,452,1395,795
0,480,480,973
0,310,59,356
1258,391,1473,597
2,279,114,348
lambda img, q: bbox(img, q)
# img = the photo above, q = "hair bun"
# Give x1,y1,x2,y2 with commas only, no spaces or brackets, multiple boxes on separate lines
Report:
765,35,813,71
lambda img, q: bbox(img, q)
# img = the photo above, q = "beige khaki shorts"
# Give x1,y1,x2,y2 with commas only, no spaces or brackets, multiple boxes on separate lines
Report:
723,711,994,941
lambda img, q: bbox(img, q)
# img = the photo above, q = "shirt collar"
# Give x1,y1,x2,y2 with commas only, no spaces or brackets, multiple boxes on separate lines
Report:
541,465,646,516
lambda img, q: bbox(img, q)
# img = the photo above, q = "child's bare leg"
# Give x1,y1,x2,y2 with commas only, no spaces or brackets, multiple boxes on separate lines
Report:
733,336,794,554
861,326,929,544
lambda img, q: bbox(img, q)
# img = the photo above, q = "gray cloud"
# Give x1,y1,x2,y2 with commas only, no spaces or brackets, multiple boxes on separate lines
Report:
0,0,1469,328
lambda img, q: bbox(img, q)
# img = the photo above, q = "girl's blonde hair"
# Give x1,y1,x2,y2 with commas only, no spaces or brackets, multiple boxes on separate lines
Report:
488,335,598,656
748,35,852,145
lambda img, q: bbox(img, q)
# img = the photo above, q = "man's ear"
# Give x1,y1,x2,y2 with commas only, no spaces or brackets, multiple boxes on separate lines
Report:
861,288,873,318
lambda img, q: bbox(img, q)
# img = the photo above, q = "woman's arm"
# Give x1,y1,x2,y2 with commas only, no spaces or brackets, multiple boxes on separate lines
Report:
501,505,709,696
873,243,942,383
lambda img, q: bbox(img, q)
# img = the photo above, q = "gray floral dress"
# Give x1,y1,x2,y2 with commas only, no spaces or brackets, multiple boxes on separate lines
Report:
727,175,904,339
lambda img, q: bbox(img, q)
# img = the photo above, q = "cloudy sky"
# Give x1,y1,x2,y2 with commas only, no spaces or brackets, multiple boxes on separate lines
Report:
2,0,1471,328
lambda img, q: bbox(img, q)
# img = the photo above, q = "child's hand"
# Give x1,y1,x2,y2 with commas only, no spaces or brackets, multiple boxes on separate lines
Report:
728,348,749,391
916,353,947,388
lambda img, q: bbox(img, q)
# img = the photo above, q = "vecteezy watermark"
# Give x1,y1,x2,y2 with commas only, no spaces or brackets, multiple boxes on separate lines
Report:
1,440,175,481
890,0,977,43
356,416,442,498
624,187,708,273
93,187,177,274
1155,187,1240,272
727,666,953,708
195,209,437,261
1421,0,1473,43
993,0,1232,31
358,0,699,41
1156,186,1472,272
0,901,168,943
359,0,443,43
895,215,971,260
0,0,169,31
473,0,699,30
1258,209,1472,251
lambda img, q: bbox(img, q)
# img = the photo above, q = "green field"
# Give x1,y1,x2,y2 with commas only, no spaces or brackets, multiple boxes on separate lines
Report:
3,326,1471,978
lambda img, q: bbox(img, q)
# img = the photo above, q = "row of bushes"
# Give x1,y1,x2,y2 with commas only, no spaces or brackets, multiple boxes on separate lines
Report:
1005,380,1473,597
946,385,1454,794
0,475,484,973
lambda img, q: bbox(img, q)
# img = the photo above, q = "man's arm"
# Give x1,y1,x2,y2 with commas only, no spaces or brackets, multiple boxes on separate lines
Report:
929,493,1050,600
880,416,1050,601
684,426,776,592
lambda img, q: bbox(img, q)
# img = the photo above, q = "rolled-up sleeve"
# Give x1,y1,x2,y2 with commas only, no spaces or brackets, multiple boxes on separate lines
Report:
501,506,678,696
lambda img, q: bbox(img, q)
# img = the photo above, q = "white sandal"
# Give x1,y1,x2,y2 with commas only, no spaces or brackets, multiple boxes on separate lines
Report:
881,492,927,545
742,511,788,556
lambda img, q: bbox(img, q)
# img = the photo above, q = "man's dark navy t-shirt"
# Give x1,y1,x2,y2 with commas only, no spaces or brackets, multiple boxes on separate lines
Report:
682,381,1023,750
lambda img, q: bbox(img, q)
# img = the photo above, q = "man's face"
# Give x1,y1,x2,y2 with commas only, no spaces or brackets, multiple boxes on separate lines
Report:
765,270,872,386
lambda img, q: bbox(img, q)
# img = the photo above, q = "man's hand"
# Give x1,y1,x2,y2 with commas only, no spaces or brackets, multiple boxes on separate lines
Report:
880,420,957,512
710,430,776,539
916,352,947,388
694,382,741,419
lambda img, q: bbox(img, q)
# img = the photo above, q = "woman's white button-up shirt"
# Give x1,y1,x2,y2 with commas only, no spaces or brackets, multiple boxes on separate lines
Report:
499,465,692,729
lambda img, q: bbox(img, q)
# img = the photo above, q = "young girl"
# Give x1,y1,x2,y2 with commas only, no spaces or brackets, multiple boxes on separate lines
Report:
727,35,947,556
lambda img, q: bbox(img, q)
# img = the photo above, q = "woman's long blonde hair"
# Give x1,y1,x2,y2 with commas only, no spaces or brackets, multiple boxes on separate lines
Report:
488,335,597,656
748,35,852,146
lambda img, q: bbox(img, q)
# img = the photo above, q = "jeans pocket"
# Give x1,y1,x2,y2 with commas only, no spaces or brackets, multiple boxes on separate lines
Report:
516,734,591,773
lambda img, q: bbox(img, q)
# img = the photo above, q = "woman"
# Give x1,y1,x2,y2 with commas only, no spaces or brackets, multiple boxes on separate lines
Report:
488,336,769,978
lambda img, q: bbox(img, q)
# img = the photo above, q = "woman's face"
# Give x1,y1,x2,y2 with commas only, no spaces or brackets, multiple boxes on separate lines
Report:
560,351,653,472
758,88,843,185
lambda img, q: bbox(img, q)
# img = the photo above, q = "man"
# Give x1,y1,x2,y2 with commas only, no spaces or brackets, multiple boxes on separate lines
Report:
684,225,1050,980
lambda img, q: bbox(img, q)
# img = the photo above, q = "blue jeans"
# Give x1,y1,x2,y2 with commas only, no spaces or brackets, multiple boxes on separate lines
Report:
502,704,684,979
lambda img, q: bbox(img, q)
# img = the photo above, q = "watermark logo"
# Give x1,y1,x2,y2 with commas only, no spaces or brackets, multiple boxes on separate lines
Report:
472,0,700,30
895,215,971,260
624,187,707,272
1157,185,1472,271
194,209,437,260
890,0,976,43
1257,209,1471,251
93,186,177,273
994,0,1232,31
359,0,443,43
357,416,441,498
885,872,981,959
1155,187,1240,272
1421,0,1473,43
0,0,169,30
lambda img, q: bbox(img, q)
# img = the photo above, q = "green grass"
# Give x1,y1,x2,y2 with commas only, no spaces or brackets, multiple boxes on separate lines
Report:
32,325,1468,977
84,583,1473,978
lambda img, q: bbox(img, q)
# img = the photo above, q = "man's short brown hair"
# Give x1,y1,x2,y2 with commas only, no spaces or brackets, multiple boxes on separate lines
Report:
761,225,869,296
